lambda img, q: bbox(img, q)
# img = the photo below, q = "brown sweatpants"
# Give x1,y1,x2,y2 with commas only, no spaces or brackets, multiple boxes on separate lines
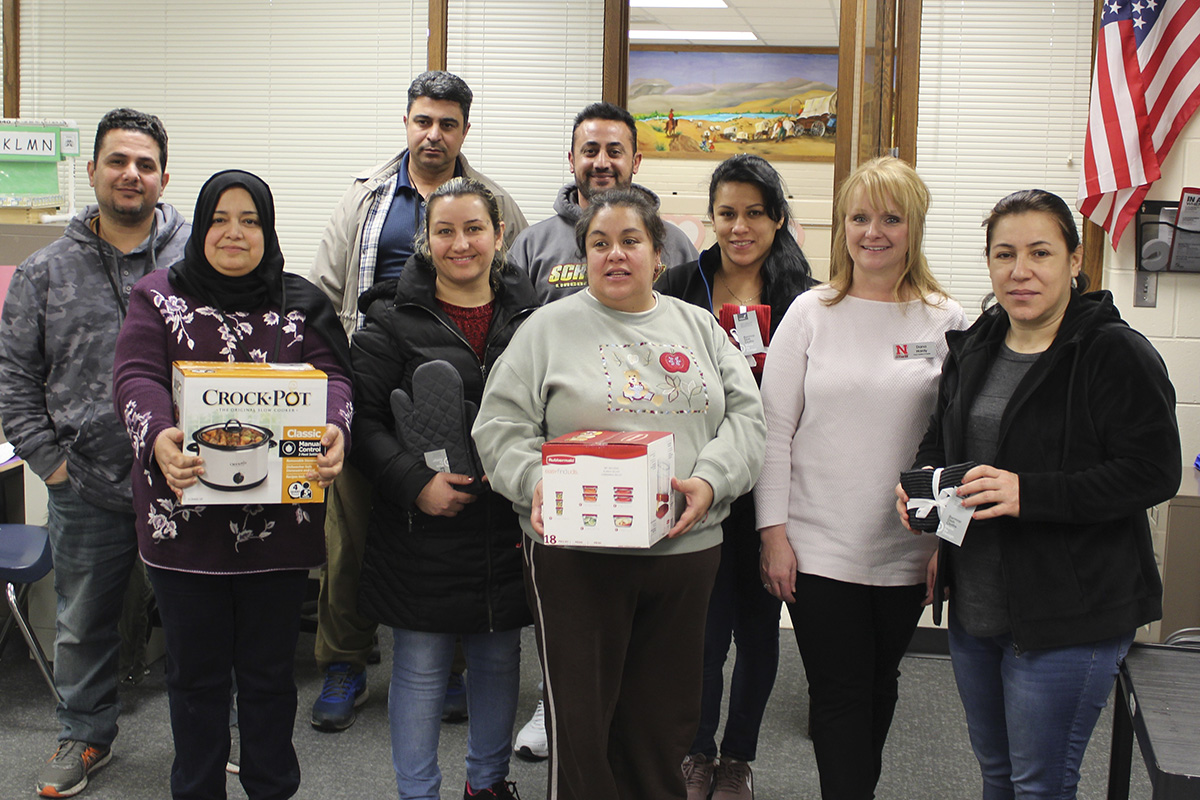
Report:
524,539,721,800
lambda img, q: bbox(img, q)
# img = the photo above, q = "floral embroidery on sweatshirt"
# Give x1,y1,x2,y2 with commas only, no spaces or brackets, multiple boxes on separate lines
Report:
231,504,275,550
600,343,709,414
147,497,205,542
151,292,307,362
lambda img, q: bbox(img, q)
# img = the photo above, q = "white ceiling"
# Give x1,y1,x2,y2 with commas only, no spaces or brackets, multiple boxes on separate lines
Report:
630,0,840,48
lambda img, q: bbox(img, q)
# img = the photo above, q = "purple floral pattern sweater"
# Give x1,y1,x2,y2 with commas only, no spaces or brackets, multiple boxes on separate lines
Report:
113,270,354,575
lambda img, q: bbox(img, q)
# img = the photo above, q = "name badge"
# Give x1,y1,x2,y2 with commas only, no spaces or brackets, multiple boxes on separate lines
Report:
894,341,936,359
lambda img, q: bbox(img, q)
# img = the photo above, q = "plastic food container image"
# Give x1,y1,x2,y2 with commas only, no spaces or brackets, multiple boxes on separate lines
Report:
541,430,675,548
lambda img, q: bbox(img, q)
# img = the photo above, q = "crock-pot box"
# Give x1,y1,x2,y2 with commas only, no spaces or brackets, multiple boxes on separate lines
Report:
541,430,675,548
172,361,327,506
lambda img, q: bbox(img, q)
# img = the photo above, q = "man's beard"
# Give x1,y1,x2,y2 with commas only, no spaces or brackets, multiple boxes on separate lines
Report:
580,171,622,201
110,197,151,222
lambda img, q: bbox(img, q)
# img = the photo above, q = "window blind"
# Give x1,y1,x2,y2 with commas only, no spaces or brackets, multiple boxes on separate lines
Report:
446,0,606,226
19,0,425,274
917,0,1094,317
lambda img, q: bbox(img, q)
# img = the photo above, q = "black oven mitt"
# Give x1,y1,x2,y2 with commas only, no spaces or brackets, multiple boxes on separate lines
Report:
390,360,484,495
900,461,977,532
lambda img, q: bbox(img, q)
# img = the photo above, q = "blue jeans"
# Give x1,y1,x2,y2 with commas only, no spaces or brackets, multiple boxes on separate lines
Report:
148,565,308,800
45,482,138,747
948,610,1134,800
389,627,522,799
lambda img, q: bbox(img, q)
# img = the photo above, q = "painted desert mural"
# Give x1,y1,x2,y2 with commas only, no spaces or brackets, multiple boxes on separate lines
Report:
629,49,838,161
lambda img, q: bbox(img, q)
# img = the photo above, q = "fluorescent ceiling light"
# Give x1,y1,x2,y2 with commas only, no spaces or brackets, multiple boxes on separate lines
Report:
629,29,757,41
630,0,728,8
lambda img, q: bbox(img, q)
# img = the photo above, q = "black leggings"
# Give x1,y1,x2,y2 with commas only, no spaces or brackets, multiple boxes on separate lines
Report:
691,493,782,762
787,572,925,800
148,566,307,800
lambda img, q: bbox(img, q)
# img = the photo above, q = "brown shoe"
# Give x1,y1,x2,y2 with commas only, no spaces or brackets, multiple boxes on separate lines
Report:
682,753,715,800
712,757,753,800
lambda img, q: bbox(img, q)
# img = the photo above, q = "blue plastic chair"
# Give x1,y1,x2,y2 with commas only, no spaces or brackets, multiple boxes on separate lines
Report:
0,524,61,700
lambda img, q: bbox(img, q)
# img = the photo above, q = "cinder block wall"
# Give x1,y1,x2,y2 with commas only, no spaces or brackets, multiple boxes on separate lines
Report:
1104,112,1200,641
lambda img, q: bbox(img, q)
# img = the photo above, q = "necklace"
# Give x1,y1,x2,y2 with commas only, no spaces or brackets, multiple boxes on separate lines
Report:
716,270,760,305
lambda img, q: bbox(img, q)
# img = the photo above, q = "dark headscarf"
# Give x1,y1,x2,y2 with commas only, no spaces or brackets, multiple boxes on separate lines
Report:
168,170,350,372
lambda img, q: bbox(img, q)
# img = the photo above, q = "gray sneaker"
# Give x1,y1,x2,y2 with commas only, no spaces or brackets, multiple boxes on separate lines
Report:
36,739,112,798
682,753,715,800
712,757,753,800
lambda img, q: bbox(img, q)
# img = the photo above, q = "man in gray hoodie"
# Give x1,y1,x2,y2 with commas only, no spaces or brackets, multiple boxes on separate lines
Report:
509,102,698,304
0,108,188,798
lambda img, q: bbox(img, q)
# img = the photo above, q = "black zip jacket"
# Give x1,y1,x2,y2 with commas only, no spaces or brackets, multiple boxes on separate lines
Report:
352,257,538,633
914,290,1180,651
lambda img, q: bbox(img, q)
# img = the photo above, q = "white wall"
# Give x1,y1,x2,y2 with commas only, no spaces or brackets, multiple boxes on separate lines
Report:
1103,112,1200,499
1100,110,1200,643
637,159,834,280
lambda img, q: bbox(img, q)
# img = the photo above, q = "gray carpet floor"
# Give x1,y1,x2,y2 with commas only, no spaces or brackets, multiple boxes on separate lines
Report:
0,626,1153,799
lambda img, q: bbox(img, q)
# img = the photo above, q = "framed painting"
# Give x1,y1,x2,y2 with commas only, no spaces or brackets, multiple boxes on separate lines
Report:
629,46,838,162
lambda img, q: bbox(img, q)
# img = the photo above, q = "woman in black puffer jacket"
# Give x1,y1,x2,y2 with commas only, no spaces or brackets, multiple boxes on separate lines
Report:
351,177,537,800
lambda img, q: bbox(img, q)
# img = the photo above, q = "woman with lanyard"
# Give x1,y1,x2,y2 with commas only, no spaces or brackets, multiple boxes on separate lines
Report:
656,153,812,800
113,170,353,800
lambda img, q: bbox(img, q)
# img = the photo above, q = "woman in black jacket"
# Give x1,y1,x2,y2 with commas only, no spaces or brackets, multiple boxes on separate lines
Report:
897,189,1180,800
656,154,812,799
351,177,537,800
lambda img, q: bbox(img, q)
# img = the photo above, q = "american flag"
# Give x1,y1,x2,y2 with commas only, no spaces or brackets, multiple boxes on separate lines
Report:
1078,0,1200,247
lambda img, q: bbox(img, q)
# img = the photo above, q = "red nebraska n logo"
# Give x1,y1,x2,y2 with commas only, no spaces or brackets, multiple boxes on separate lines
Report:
895,344,908,358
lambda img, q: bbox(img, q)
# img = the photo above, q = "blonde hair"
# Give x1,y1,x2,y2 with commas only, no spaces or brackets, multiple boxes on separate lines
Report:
827,156,948,306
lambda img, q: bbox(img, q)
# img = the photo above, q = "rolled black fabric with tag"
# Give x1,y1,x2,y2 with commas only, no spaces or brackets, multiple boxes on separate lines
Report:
900,461,977,532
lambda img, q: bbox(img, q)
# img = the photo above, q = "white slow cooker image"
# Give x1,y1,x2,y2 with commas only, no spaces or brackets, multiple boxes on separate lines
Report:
187,420,276,491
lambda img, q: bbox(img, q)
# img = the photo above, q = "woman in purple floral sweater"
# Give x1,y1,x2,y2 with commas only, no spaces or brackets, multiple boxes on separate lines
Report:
113,170,353,800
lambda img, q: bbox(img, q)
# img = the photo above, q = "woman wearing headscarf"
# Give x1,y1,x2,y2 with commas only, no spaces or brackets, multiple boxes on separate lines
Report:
113,170,353,800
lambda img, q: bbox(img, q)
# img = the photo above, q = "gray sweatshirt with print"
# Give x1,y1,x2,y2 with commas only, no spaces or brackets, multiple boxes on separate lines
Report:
508,182,699,304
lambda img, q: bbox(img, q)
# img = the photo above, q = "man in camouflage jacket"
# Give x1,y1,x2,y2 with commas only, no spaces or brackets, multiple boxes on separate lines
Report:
0,108,188,798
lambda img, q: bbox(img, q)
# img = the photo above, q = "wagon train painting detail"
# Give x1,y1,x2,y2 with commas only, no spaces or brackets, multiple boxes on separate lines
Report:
629,49,837,162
